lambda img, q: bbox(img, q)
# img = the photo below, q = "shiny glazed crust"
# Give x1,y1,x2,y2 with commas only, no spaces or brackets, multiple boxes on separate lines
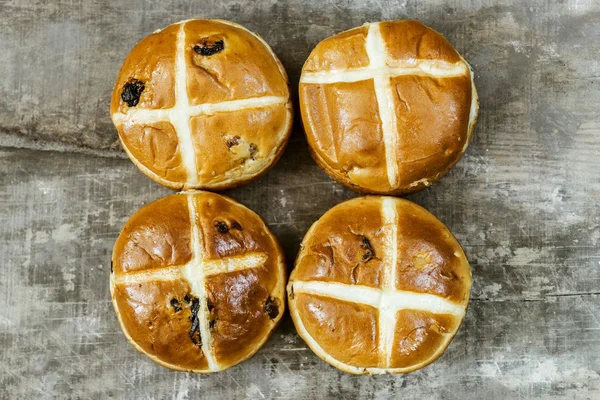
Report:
110,191,286,373
299,21,479,195
287,196,471,374
110,19,292,191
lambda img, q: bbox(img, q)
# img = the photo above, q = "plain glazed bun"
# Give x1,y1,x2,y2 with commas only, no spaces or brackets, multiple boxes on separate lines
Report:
111,19,292,190
299,20,478,195
111,191,286,372
287,196,471,374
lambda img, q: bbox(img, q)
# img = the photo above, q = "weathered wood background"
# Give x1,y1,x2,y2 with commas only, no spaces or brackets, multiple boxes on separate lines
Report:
1,0,599,398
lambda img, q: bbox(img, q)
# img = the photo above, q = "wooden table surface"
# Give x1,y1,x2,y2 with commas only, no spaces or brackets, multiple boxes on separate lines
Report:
1,0,599,398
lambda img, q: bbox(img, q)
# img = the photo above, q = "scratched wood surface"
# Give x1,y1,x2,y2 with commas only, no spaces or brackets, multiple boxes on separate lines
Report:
1,0,600,398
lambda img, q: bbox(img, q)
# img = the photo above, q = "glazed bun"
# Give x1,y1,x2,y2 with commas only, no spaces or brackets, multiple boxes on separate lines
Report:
111,191,286,372
288,196,471,374
299,20,478,195
111,19,292,190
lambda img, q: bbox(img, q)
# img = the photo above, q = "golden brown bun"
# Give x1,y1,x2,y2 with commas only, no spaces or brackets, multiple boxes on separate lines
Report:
111,191,286,373
110,19,293,191
287,196,471,374
299,21,479,195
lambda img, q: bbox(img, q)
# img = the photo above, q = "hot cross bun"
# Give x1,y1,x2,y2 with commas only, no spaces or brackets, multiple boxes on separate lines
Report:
111,191,286,372
111,19,292,190
288,196,471,374
299,21,479,194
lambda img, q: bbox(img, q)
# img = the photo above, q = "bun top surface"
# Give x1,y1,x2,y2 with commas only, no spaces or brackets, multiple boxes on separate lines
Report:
288,196,471,374
111,19,292,190
300,21,478,195
111,191,286,373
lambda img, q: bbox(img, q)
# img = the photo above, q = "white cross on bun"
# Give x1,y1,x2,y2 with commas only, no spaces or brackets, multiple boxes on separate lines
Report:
288,196,471,374
299,21,479,195
110,19,293,190
110,191,286,372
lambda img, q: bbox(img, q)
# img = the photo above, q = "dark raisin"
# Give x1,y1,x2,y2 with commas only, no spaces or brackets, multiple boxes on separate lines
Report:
361,250,374,261
170,298,182,313
188,297,201,346
121,78,145,107
264,296,279,319
193,39,224,56
215,221,229,233
360,236,370,249
359,235,375,263
249,143,258,159
184,294,191,304
207,299,215,312
350,235,376,283
226,136,240,148
230,221,243,231
209,319,216,329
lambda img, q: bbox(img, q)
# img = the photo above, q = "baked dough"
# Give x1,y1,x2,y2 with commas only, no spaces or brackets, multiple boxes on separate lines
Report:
111,19,292,190
299,20,479,194
287,196,471,374
111,191,286,372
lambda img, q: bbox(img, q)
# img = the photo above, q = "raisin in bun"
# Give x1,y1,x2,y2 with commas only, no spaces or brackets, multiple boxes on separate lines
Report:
110,191,286,372
299,21,478,195
110,19,292,190
287,196,471,374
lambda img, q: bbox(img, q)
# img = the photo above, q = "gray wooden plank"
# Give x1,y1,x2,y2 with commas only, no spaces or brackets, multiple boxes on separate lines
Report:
0,139,599,398
1,0,599,156
1,0,600,398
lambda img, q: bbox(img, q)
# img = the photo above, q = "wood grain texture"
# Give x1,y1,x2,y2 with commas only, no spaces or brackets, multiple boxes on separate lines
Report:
0,0,599,398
